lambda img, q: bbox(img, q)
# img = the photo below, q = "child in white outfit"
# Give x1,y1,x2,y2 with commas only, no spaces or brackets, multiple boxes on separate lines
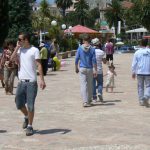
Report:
105,64,117,92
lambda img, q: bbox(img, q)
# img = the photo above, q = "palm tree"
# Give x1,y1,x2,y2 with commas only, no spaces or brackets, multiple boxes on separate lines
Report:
104,0,123,35
74,0,89,26
39,0,51,18
55,0,73,17
32,0,51,42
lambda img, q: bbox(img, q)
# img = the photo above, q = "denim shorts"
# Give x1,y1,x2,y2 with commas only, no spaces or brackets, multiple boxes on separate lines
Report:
15,81,38,112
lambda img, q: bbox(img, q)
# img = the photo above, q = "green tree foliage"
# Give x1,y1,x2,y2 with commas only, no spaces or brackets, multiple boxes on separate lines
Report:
104,0,123,35
123,0,150,31
65,6,99,29
0,0,9,47
138,0,150,31
32,0,51,31
39,0,51,18
55,0,73,17
74,0,89,26
65,12,77,26
7,0,33,39
90,7,100,20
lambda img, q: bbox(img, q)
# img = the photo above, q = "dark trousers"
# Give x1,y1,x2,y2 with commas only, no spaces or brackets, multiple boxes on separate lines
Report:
41,59,48,76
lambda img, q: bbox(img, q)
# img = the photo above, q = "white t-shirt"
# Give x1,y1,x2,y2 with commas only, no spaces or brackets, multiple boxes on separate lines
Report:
95,48,105,74
17,46,40,81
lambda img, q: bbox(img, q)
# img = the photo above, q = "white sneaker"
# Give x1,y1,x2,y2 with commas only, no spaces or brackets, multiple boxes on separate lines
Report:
139,101,145,106
83,102,91,107
92,100,97,104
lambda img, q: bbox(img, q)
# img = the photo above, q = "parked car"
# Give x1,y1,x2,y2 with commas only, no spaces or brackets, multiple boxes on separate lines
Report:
116,46,135,53
133,45,140,51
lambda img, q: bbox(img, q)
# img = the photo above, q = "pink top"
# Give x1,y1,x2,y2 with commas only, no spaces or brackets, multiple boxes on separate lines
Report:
105,42,114,55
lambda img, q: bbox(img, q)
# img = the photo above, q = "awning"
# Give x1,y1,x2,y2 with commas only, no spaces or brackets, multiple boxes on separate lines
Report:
143,35,150,39
126,28,148,33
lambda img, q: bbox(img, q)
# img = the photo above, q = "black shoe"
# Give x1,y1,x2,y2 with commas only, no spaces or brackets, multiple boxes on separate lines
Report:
23,118,28,129
26,126,34,136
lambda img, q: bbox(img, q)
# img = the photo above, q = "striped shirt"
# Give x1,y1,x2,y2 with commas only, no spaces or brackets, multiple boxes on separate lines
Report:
132,47,150,75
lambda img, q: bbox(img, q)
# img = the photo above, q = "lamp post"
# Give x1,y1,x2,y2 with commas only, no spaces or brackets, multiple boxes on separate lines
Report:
61,24,67,52
51,21,68,52
68,26,72,51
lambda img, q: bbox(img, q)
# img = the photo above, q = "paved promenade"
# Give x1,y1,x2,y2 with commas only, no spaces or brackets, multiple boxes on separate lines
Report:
0,53,150,150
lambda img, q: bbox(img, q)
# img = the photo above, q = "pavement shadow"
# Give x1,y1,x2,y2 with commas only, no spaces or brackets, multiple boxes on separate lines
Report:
59,70,68,72
45,73,57,76
103,99,122,103
88,99,122,107
0,130,7,133
91,103,115,107
35,128,71,135
111,91,124,93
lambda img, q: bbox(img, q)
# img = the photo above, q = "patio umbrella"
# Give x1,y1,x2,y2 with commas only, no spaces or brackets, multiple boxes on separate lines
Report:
64,25,101,38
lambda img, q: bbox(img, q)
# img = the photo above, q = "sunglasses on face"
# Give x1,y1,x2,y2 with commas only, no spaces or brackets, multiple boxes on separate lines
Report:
18,38,24,42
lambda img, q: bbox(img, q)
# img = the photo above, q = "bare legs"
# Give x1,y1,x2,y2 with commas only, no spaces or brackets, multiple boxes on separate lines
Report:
20,106,34,125
106,86,114,93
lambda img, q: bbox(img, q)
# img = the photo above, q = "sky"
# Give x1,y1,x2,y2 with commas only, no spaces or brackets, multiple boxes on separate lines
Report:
36,0,55,4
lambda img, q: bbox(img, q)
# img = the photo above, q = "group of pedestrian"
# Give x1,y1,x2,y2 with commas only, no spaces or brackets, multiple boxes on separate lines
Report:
1,32,149,138
75,35,116,107
39,39,60,74
75,36,150,108
0,33,63,136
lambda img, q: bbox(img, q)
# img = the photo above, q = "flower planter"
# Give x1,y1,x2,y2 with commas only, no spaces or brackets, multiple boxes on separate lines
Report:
67,51,71,57
71,50,77,56
59,52,68,59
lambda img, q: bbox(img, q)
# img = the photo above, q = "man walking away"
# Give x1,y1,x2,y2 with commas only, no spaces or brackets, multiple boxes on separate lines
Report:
132,39,150,107
75,35,97,107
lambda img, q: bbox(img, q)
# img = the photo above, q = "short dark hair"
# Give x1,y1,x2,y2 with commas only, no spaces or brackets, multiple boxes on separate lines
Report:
82,34,91,42
141,39,148,47
3,39,16,49
19,32,31,43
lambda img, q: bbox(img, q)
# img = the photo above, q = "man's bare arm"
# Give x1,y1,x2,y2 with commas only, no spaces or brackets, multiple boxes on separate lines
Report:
36,59,46,90
10,42,20,61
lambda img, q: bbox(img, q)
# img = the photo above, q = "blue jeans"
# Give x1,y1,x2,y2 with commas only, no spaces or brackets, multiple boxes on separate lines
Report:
15,81,38,112
137,75,150,101
93,74,103,99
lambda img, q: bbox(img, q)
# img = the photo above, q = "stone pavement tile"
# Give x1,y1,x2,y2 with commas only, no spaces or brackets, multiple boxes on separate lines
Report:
0,54,150,150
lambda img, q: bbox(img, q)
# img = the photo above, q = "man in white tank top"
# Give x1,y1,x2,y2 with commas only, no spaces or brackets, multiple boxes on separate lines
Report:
11,33,46,136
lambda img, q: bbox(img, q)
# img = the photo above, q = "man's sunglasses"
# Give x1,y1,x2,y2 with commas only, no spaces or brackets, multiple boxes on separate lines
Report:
18,38,24,41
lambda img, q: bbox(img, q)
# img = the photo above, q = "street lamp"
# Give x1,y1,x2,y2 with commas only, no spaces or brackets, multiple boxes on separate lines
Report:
51,20,57,26
61,24,67,30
